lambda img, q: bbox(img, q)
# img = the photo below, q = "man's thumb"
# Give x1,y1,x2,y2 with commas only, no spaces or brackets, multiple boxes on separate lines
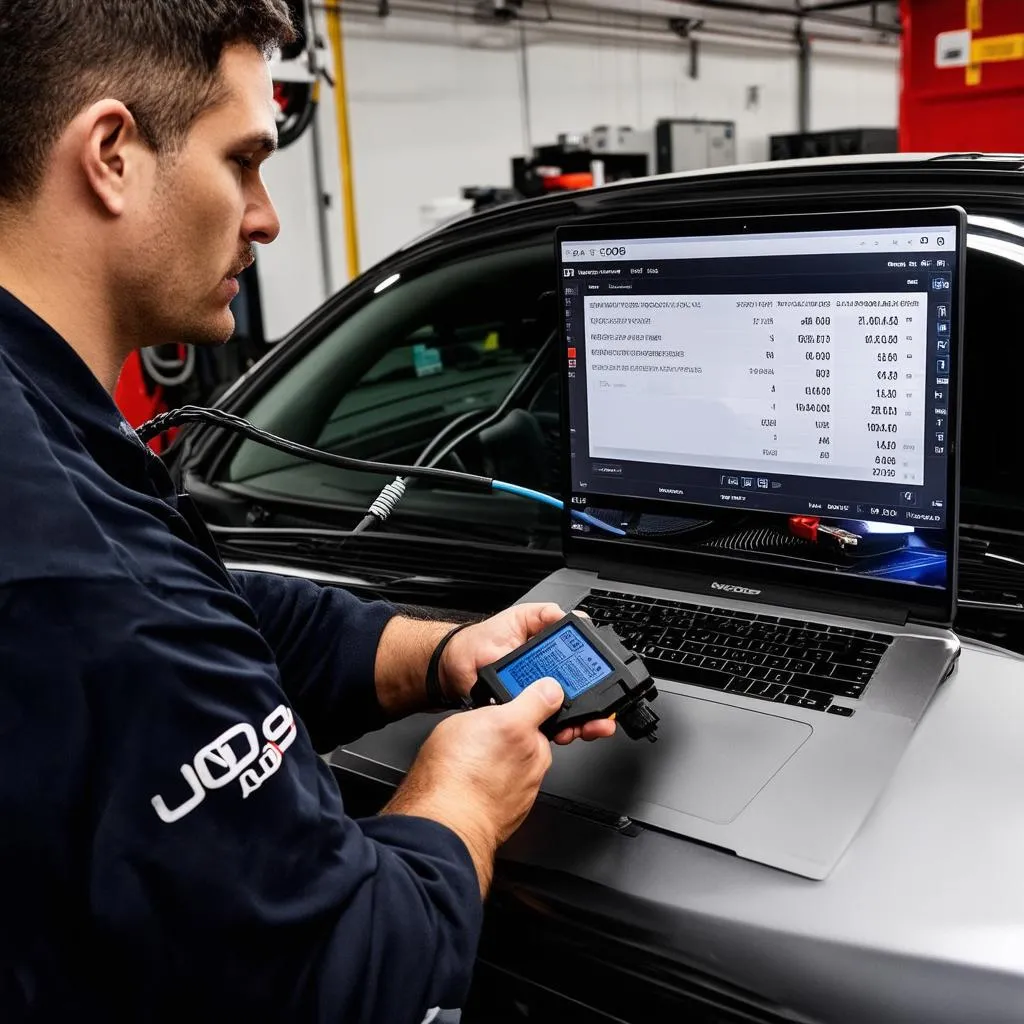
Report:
511,677,565,725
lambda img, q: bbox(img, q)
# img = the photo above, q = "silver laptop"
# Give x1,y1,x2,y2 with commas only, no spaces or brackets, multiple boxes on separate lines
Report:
521,208,965,880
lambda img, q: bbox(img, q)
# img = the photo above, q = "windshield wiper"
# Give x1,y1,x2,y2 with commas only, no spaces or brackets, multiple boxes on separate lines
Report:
211,523,557,562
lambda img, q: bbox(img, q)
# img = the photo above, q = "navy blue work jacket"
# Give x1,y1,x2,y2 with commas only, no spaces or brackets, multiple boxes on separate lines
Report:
0,288,481,1022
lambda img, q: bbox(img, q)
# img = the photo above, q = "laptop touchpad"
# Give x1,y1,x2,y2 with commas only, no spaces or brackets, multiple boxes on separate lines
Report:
541,692,812,825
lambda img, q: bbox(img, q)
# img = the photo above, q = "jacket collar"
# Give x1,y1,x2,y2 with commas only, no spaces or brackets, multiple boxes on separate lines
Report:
0,285,167,495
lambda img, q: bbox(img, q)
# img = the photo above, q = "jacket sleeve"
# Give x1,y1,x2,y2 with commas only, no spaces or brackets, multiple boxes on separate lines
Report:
231,569,399,749
6,577,482,1023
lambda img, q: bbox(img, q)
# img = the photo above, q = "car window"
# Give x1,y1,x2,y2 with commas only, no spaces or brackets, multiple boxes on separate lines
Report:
222,243,562,543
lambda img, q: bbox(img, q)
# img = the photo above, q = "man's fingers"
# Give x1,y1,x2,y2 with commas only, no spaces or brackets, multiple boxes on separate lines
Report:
553,717,617,745
515,602,566,635
580,718,617,741
537,602,566,622
508,677,565,726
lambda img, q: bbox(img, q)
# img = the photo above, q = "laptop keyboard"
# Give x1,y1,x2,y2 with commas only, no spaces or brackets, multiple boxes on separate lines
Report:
576,589,896,716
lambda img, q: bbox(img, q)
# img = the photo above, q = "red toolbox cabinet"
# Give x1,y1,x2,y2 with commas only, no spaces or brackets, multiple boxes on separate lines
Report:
900,0,1024,153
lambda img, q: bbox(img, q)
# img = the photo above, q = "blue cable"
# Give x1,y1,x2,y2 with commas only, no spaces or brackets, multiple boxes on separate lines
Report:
574,511,627,536
491,480,627,536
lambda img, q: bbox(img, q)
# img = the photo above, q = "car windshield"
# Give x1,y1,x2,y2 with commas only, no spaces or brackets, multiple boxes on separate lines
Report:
228,244,552,480
214,216,1024,546
220,243,561,543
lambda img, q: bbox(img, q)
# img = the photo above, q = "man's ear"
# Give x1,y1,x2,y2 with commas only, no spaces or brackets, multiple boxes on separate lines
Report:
78,100,145,217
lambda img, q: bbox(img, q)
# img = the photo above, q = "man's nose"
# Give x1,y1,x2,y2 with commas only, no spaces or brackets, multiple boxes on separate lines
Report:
244,182,281,246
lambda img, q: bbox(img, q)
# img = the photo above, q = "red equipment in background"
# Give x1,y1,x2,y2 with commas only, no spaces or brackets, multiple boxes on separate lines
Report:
115,350,176,454
901,0,1024,153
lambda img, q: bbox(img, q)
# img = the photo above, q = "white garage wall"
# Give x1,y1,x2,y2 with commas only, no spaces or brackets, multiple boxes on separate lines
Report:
342,19,898,270
809,47,899,131
256,13,897,339
344,19,524,266
521,36,799,168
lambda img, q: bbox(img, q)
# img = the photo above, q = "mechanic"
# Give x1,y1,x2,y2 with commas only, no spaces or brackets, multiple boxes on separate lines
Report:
0,3,614,1021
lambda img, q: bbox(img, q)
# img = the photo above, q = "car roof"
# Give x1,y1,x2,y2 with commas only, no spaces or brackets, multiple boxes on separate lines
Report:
401,152,1024,252
599,150,1023,183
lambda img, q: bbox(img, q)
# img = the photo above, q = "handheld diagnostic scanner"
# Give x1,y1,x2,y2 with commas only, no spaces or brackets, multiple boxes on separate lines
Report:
471,612,660,742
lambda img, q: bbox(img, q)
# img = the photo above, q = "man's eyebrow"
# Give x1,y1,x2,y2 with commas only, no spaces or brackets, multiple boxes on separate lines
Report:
236,131,279,154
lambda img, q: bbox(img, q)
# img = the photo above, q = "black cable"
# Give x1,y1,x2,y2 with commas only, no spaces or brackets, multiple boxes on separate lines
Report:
412,409,488,469
137,405,493,491
141,403,625,539
146,326,561,538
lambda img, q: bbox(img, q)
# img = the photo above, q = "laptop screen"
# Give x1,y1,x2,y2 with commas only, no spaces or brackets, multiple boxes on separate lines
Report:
557,209,963,617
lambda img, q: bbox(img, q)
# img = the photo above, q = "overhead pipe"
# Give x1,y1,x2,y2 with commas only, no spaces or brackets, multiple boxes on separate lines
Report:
544,0,882,42
315,0,896,48
798,0,892,12
679,0,898,32
334,0,896,54
340,16,889,60
340,5,799,52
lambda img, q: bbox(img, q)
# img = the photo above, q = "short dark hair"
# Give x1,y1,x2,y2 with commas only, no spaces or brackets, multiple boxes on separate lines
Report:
0,0,297,201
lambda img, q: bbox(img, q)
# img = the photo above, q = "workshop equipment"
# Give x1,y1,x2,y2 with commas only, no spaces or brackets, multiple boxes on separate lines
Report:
900,0,1024,152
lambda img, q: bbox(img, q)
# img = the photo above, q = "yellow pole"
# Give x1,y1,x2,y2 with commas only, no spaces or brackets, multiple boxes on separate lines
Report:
326,2,360,279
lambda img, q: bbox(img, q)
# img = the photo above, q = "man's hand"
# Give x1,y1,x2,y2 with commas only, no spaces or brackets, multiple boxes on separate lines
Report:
382,677,566,896
440,603,616,745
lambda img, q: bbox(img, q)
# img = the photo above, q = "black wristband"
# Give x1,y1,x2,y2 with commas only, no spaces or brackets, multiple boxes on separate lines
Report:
425,622,474,710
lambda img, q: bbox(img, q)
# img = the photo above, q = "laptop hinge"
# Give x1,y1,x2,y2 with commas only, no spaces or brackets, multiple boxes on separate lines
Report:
585,558,911,627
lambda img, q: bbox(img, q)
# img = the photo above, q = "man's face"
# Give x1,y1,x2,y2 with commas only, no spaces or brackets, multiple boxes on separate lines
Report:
119,43,281,348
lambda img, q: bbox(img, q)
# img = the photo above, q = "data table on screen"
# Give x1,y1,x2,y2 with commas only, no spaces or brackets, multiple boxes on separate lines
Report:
584,292,928,487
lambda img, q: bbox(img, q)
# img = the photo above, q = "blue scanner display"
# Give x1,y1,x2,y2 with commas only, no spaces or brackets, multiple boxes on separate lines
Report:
496,624,614,698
